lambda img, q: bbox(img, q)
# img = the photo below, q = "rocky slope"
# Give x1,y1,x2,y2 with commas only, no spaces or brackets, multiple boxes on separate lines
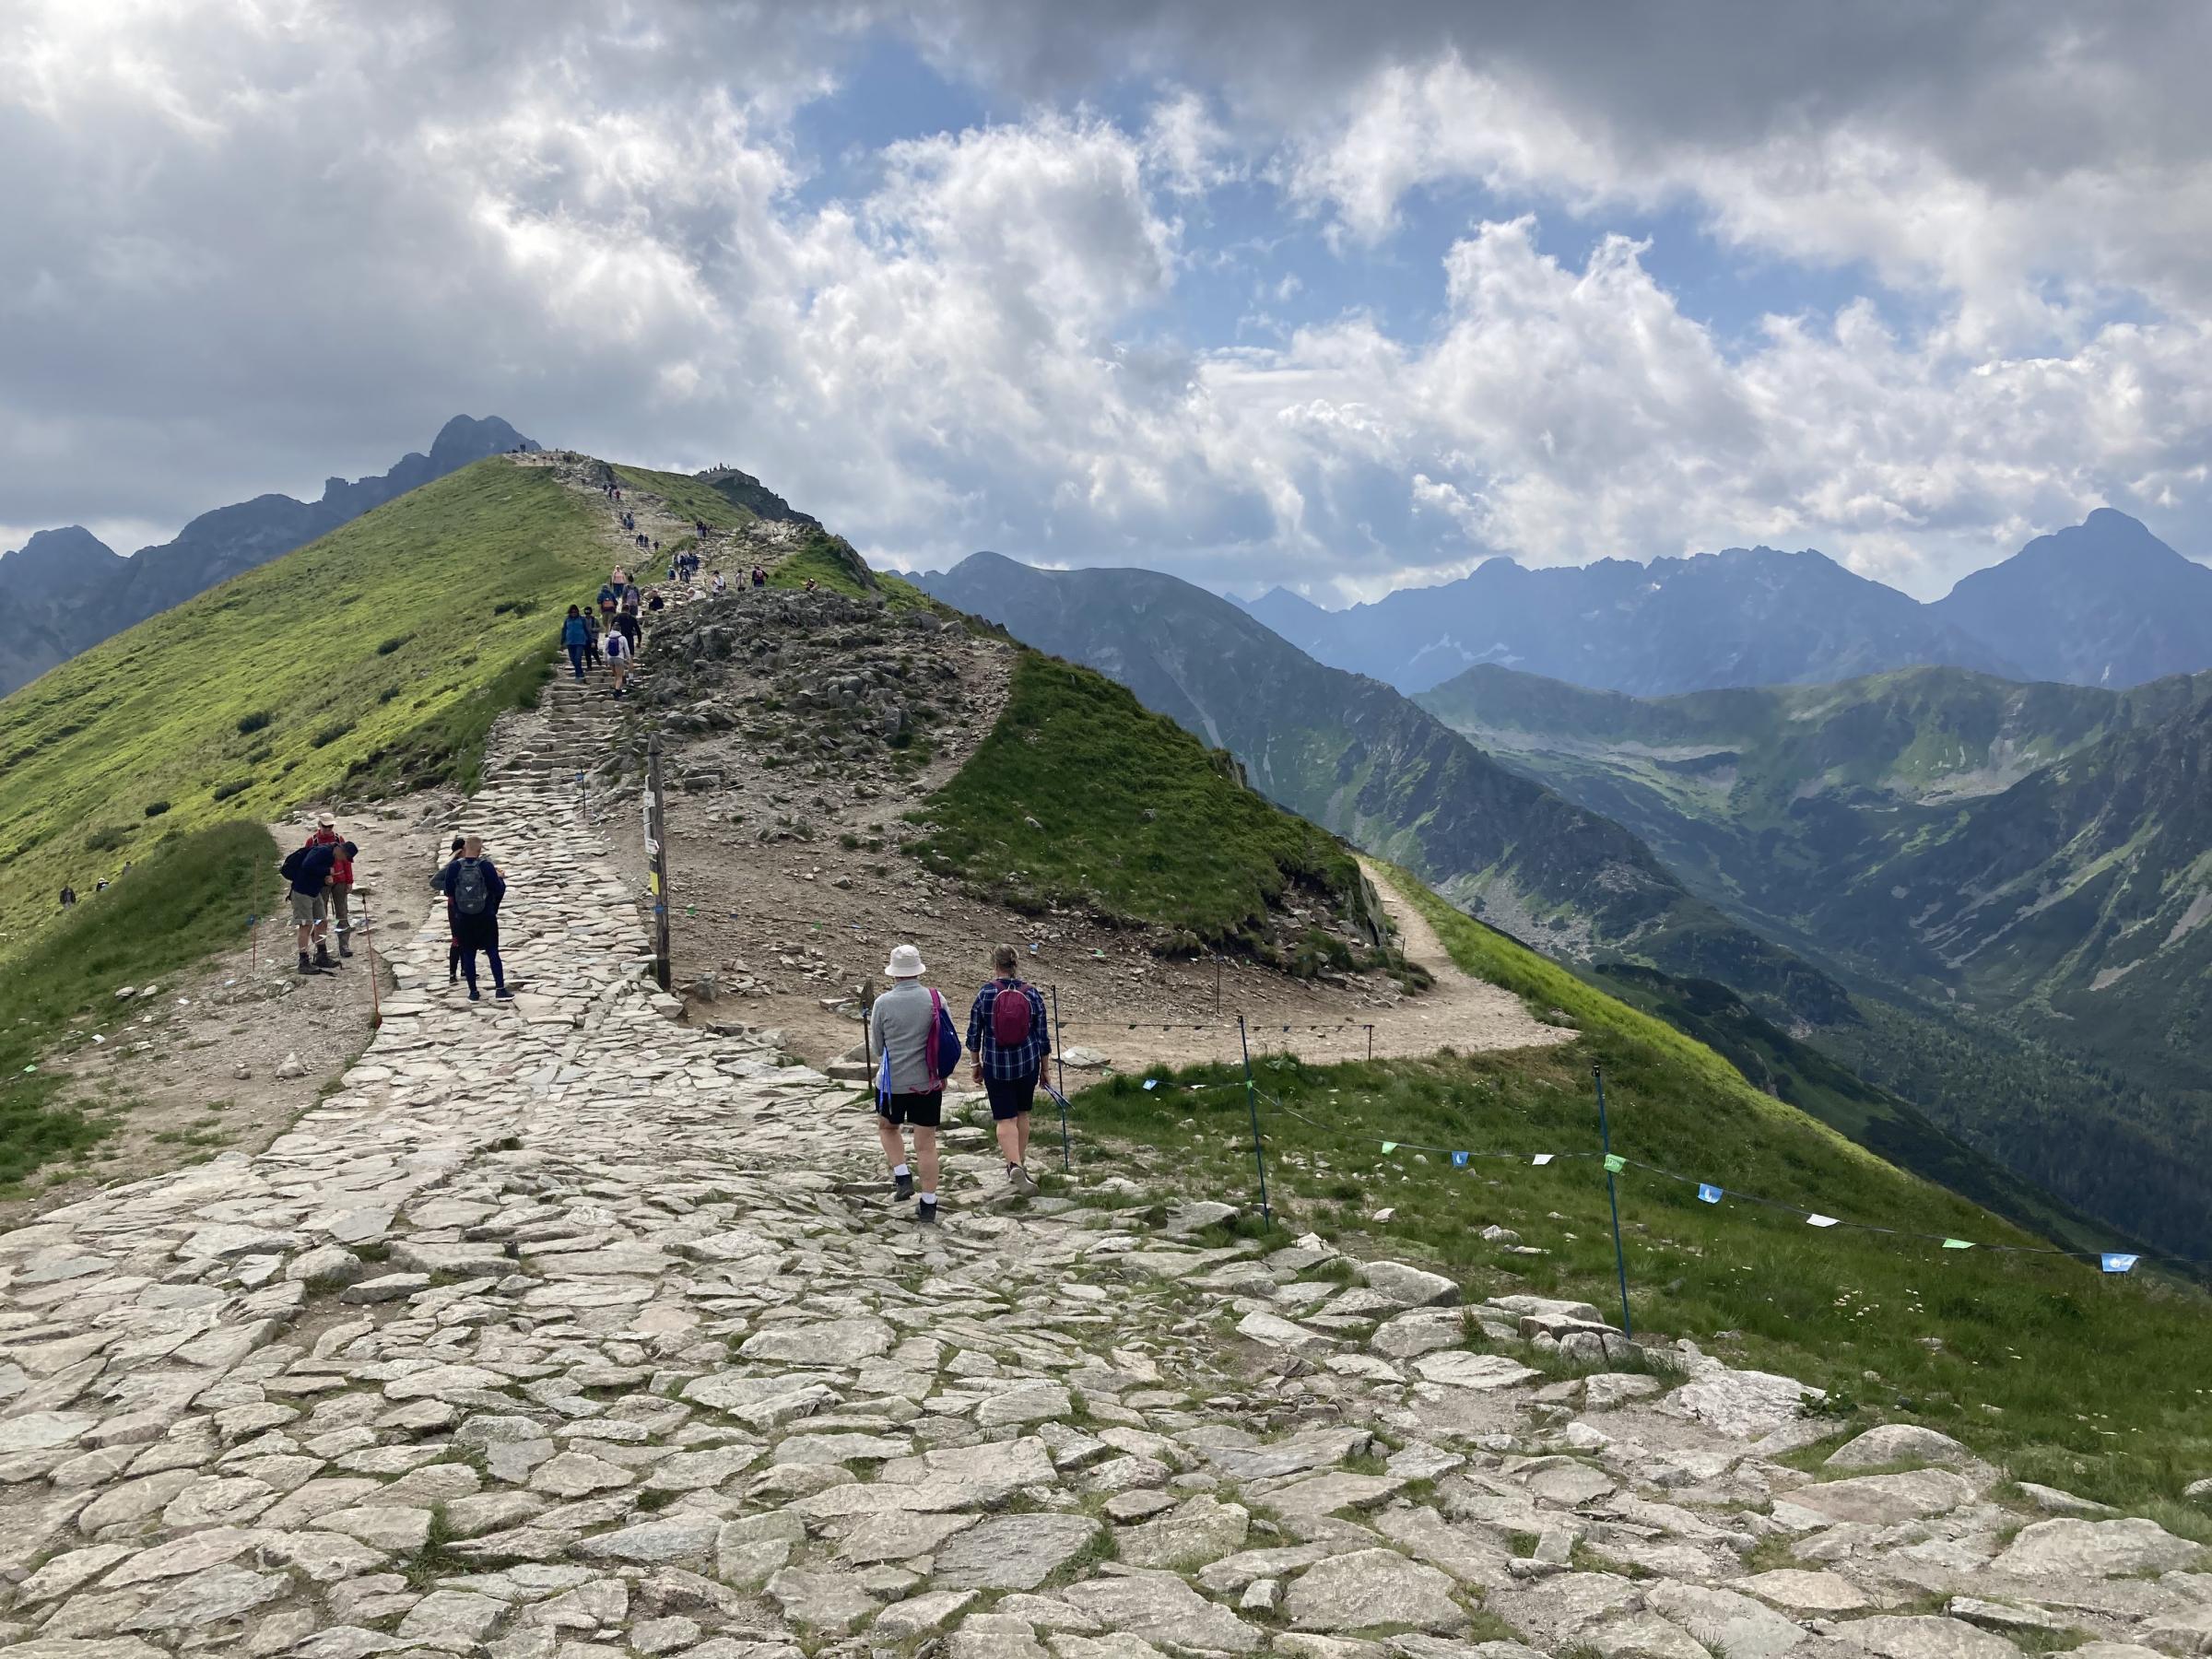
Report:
0,415,537,695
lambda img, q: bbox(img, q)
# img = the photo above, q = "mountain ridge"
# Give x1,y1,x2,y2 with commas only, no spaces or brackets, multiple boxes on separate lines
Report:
0,414,539,694
1234,510,2211,696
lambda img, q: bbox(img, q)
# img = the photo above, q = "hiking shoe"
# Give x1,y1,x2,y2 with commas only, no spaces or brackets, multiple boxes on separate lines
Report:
296,955,317,976
916,1198,938,1225
494,986,514,1000
467,988,481,1002
1007,1163,1039,1197
893,1171,915,1201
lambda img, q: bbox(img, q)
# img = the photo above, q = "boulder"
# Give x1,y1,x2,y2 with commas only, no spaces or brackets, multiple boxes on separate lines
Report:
1823,1425,1980,1472
1363,1261,1462,1308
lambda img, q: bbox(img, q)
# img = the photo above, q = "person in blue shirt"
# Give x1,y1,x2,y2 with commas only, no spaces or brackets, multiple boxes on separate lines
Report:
966,944,1052,1196
561,606,590,679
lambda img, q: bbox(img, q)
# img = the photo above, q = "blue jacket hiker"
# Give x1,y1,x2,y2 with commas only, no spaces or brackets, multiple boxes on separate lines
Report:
966,944,1050,1195
561,606,589,678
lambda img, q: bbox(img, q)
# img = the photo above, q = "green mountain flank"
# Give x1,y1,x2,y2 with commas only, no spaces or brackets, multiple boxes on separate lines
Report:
0,457,645,969
916,553,1853,1026
1418,661,2212,1258
1071,867,2212,1520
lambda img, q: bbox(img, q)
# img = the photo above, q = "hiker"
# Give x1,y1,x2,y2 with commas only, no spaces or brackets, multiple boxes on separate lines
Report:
581,606,603,666
752,565,766,589
433,835,510,1001
327,839,358,958
967,945,1052,1195
440,835,465,982
603,618,633,696
646,589,666,618
710,570,727,595
278,836,343,975
303,814,343,960
868,943,960,1223
562,606,590,678
95,877,109,893
59,885,75,908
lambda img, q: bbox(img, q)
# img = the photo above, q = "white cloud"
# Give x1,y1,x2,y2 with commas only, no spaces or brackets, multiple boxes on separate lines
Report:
4,0,2212,611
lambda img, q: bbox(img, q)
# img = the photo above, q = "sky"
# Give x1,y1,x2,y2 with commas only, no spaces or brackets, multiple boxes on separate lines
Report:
5,3,2212,604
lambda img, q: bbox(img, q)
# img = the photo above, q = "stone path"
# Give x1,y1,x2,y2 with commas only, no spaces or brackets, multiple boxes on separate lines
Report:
5,695,2208,1659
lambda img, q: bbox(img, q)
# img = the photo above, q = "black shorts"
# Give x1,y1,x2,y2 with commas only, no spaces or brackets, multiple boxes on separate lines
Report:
878,1089,942,1128
984,1074,1038,1122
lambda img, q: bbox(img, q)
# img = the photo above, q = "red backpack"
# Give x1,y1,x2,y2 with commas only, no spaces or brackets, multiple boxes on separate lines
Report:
991,979,1034,1047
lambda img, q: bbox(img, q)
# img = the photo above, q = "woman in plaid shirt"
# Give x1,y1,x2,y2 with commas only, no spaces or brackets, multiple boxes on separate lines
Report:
967,945,1052,1196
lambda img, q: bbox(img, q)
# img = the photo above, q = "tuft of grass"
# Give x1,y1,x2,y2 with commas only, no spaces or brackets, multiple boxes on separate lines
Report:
0,821,282,1189
912,653,1365,947
0,459,611,955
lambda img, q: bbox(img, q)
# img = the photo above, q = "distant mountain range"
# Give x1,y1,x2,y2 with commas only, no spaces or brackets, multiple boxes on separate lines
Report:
1240,509,2212,696
0,415,537,694
917,552,1853,1026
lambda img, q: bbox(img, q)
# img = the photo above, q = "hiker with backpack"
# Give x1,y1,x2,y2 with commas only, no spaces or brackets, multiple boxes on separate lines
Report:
439,835,465,982
868,943,960,1224
432,835,510,1001
603,618,633,696
967,945,1052,1196
278,836,347,975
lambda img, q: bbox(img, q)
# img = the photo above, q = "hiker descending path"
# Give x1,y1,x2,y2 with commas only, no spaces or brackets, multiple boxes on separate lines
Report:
3,701,2209,1659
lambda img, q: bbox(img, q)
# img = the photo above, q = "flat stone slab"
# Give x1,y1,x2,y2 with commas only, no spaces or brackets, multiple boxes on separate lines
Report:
1287,1547,1468,1633
934,1513,1103,1589
1414,1352,1540,1391
1992,1518,2205,1579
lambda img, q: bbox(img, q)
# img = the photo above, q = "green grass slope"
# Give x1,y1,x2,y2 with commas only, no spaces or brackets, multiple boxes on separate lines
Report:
0,459,610,967
1068,864,2212,1523
0,821,281,1191
909,653,1374,957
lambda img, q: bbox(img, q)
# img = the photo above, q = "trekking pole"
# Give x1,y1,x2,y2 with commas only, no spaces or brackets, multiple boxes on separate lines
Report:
1050,983,1071,1172
1594,1063,1633,1338
1237,1015,1271,1224
359,891,381,1029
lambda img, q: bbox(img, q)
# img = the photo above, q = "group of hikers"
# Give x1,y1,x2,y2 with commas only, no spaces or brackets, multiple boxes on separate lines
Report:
867,942,1053,1223
276,813,358,975
272,812,511,1001
560,561,771,694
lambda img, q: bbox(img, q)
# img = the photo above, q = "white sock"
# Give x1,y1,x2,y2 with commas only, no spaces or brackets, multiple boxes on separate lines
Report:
920,1192,937,1205
893,1164,910,1178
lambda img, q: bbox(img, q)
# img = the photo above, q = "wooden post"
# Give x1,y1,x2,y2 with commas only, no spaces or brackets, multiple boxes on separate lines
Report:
646,735,672,990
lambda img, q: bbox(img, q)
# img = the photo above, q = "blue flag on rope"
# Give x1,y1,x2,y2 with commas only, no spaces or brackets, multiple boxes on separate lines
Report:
1041,1081,1071,1111
1698,1183,1723,1204
1452,1151,1469,1168
2100,1253,2140,1275
1142,1078,1159,1090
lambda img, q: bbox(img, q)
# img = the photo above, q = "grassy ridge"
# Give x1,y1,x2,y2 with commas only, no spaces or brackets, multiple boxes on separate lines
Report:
0,460,608,966
0,822,282,1190
1066,871,2212,1523
912,653,1365,949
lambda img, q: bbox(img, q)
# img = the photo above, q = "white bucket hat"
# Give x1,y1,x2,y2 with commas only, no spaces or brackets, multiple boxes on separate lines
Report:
884,944,926,979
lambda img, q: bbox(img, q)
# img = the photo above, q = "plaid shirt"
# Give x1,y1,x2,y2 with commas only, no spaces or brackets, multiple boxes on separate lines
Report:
966,979,1051,1080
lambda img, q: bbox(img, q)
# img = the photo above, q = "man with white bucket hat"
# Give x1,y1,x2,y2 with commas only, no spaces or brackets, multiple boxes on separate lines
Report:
868,942,952,1223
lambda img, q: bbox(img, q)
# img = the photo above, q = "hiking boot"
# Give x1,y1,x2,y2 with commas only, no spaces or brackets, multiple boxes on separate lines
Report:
314,945,339,970
1007,1163,1039,1197
297,953,318,976
893,1171,914,1201
916,1198,938,1224
337,941,352,958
